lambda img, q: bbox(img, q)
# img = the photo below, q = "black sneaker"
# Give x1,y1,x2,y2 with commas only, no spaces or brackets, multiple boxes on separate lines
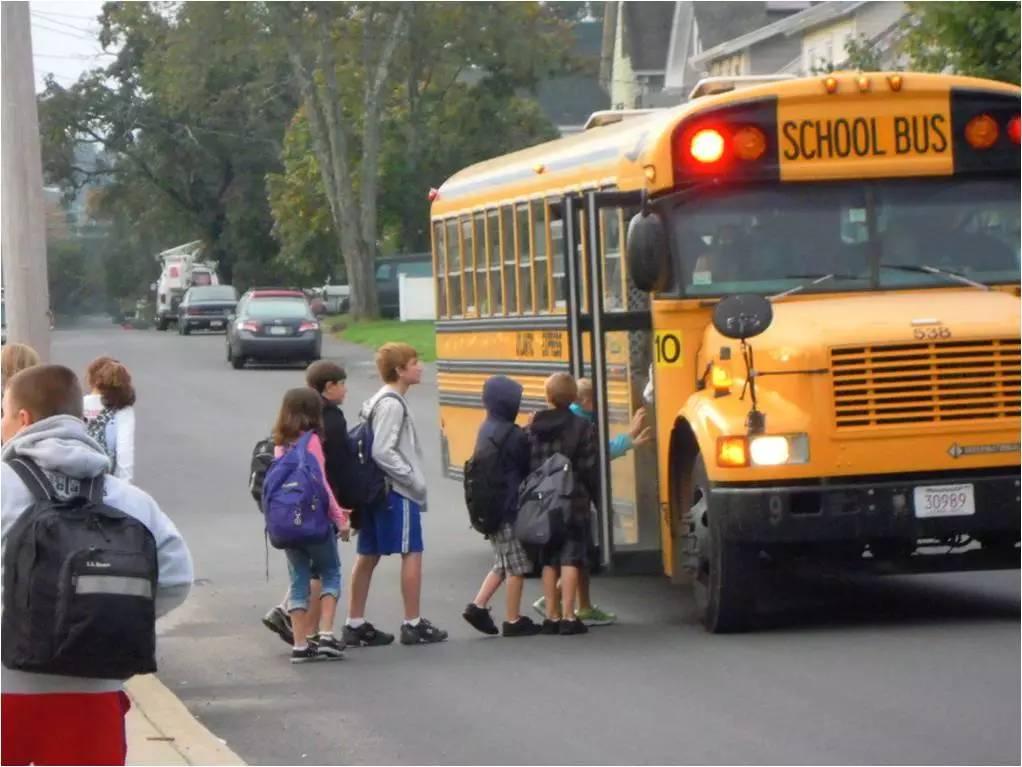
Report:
502,616,543,637
541,619,561,635
400,618,449,645
342,621,395,648
290,646,320,664
263,606,293,646
462,603,499,636
316,634,346,660
559,618,589,635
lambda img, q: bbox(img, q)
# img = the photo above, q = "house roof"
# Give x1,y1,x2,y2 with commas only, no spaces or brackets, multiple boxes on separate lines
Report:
535,20,608,128
623,2,677,72
690,1,867,66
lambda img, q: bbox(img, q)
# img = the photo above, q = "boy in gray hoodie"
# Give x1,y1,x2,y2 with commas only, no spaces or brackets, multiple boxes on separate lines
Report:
1,365,193,765
343,343,448,647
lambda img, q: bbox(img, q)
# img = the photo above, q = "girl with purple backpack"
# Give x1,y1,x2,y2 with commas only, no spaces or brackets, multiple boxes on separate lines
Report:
269,388,350,663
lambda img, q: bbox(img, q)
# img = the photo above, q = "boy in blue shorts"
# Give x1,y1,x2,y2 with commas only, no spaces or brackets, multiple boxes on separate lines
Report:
343,342,448,647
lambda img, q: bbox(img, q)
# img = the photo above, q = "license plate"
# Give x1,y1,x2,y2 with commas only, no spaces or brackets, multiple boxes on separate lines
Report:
210,321,224,328
913,484,976,518
777,95,953,181
268,326,289,336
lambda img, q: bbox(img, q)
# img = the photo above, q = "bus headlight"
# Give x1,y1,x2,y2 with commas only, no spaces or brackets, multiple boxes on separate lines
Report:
749,434,809,466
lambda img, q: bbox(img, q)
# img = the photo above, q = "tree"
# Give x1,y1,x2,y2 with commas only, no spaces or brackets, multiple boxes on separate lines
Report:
38,2,296,296
904,2,1021,84
269,3,409,320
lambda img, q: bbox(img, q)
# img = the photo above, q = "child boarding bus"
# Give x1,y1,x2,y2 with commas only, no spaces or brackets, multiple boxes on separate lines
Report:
429,72,1020,633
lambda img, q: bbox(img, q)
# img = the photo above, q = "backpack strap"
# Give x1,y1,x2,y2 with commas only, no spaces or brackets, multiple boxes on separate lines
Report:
84,472,105,504
4,457,57,501
368,393,408,438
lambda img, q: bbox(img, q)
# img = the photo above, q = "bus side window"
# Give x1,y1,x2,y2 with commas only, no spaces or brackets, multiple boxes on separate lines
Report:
501,206,517,313
462,217,475,315
532,200,550,313
601,208,624,310
446,219,462,316
474,213,487,315
549,202,566,311
517,203,533,314
487,210,503,314
433,221,447,318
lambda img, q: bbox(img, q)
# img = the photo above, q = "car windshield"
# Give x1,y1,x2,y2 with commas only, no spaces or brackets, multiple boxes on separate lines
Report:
667,177,1020,296
190,286,236,301
245,298,309,319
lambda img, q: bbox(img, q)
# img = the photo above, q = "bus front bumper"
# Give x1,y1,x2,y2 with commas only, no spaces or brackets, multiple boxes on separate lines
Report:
711,469,1020,546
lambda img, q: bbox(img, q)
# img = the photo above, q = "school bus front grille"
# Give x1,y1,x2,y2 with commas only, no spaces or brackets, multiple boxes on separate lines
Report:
830,339,1021,428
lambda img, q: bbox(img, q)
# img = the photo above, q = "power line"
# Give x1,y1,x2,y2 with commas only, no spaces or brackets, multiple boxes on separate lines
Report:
32,19,99,42
30,11,100,34
30,9,100,21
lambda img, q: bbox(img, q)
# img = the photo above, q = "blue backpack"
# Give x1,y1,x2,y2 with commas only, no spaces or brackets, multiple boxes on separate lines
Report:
261,432,332,549
348,393,406,512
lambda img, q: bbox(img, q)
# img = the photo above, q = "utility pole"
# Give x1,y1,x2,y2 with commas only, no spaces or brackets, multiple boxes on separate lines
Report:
2,1,51,361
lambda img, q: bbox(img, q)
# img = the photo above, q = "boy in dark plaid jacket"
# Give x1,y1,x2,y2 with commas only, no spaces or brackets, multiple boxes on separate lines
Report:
526,372,600,636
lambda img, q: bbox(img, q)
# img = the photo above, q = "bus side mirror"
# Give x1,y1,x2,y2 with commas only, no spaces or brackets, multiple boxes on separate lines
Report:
712,294,773,340
626,212,671,292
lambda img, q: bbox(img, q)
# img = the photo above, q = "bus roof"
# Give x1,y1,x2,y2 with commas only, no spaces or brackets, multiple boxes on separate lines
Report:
431,72,1019,218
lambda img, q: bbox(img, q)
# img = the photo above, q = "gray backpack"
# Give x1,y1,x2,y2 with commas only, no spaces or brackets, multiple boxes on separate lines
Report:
514,452,574,547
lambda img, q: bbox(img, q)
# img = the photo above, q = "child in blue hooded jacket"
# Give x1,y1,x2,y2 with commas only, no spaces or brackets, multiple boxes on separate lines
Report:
462,376,544,637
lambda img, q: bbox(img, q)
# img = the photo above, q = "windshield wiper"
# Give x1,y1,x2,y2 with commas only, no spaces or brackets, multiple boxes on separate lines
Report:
771,273,865,301
879,263,990,291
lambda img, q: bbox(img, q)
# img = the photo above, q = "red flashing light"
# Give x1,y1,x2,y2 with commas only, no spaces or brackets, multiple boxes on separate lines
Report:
427,188,439,202
690,129,725,164
1008,115,1021,145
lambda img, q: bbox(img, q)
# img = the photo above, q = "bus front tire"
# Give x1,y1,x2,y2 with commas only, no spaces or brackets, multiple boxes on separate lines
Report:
689,455,757,633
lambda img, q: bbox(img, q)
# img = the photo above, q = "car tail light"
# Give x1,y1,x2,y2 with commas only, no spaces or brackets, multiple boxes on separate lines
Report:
239,320,260,332
298,321,319,333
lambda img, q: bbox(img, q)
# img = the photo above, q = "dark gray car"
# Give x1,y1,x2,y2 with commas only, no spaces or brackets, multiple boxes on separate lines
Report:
226,291,322,369
178,285,238,334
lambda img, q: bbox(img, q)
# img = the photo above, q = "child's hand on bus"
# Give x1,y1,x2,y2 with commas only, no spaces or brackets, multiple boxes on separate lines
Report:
629,407,648,440
633,426,654,448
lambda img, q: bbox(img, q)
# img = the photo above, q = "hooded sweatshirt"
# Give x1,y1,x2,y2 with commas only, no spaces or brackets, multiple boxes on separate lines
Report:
569,402,633,461
1,415,194,694
475,376,530,524
360,386,427,506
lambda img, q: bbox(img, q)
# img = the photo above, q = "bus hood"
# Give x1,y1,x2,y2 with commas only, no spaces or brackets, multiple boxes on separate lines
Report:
738,288,1021,371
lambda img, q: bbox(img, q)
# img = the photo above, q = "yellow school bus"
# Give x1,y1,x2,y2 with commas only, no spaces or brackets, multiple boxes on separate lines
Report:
430,72,1021,632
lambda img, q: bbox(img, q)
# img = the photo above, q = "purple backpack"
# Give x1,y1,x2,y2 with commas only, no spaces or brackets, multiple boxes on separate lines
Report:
261,432,331,549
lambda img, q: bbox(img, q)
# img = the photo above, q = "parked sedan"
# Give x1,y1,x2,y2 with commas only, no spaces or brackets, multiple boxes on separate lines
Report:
177,285,238,334
226,290,322,369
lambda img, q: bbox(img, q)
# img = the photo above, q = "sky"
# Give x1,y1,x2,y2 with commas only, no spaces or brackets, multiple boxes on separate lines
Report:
30,0,108,92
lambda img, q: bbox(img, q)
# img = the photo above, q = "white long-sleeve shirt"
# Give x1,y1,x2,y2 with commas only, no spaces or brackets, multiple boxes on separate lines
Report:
83,393,136,483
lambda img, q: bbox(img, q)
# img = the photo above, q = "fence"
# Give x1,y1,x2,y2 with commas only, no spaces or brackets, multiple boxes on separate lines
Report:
399,274,436,321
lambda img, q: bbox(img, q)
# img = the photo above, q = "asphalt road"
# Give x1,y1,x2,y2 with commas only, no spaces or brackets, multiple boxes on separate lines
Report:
52,323,1021,766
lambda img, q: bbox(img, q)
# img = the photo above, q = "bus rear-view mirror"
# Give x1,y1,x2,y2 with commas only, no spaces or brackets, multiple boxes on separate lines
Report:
626,212,671,292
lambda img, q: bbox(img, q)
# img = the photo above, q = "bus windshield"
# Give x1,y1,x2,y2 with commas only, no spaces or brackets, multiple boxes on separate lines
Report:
668,176,1020,296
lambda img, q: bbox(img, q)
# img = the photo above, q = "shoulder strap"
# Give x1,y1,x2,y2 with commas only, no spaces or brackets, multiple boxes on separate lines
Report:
5,457,56,501
368,392,408,435
85,472,105,504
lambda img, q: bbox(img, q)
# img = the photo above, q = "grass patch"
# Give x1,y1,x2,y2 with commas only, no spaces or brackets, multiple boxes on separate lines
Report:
335,317,436,362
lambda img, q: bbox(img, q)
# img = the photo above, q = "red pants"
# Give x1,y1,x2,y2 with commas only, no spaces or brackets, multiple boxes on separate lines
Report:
2,691,130,766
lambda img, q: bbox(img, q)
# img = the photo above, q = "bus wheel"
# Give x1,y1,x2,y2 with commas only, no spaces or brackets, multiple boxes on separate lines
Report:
689,454,757,633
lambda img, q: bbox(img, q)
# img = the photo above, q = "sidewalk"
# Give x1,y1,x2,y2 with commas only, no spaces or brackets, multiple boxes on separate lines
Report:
125,675,245,766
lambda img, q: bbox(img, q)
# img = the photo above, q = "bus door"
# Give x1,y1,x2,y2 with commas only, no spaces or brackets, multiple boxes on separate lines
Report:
562,191,661,574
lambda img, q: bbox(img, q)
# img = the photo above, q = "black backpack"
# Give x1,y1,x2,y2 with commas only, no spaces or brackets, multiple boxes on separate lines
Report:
463,425,514,536
2,458,159,680
249,436,275,510
348,393,406,511
514,452,575,547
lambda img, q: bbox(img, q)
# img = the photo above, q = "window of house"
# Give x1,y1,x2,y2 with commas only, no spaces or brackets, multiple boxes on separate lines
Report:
517,203,532,313
487,209,503,314
433,221,447,318
446,219,462,316
501,206,517,313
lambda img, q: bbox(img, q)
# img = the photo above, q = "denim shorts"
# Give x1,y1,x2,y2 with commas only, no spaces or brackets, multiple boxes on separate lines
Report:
285,537,341,611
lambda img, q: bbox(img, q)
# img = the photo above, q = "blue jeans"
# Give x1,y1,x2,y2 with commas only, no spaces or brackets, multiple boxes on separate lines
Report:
285,537,341,612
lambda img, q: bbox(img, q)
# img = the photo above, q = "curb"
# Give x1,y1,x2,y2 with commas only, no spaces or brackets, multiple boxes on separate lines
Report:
125,675,245,766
